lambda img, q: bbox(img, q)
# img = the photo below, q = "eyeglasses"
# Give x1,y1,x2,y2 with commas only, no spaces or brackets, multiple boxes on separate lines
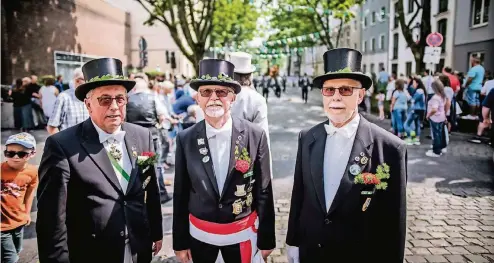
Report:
321,86,362,97
96,95,128,107
199,88,232,98
4,150,31,158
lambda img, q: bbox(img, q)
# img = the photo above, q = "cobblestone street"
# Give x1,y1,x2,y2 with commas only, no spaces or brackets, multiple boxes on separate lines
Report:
4,87,493,263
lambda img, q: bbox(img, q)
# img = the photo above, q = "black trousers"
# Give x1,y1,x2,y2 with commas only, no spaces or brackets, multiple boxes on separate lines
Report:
262,88,269,101
190,237,241,263
275,88,281,98
302,88,308,103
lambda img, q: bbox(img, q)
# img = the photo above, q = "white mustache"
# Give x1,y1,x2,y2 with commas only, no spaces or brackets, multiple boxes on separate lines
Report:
207,102,223,107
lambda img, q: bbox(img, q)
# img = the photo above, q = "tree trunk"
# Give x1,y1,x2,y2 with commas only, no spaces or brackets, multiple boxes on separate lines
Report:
287,54,292,76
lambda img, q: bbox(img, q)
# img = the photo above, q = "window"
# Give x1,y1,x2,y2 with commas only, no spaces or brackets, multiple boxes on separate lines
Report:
363,41,367,52
380,7,386,21
406,62,412,77
472,0,490,27
393,33,399,59
371,38,376,51
469,52,486,68
347,39,351,47
394,3,400,29
363,64,367,73
371,11,376,24
392,64,398,75
408,0,414,14
378,62,385,71
370,63,375,74
438,0,448,13
364,16,368,28
379,34,385,50
437,19,447,53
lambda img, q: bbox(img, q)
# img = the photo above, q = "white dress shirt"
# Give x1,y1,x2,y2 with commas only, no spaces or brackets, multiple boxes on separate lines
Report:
323,114,360,211
92,120,132,192
205,117,233,195
287,114,360,263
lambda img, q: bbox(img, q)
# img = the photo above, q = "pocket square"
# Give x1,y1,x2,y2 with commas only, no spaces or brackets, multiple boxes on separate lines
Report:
142,176,151,189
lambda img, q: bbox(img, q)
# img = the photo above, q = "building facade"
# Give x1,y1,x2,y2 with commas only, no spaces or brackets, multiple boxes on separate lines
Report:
388,0,456,76
360,0,390,77
453,0,493,74
2,0,130,84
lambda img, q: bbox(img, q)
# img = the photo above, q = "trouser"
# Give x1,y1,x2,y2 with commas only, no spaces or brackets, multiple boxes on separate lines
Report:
430,121,447,155
275,88,281,98
392,109,406,134
1,226,24,263
301,88,308,103
190,238,242,263
405,110,424,137
262,89,269,101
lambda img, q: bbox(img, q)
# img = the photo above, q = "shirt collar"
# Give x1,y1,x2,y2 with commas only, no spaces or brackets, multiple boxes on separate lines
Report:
91,120,125,143
205,117,233,139
325,114,360,138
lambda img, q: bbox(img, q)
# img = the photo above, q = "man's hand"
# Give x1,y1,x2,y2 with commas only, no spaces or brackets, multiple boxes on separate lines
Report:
261,249,273,261
153,240,162,256
175,249,192,263
25,215,31,225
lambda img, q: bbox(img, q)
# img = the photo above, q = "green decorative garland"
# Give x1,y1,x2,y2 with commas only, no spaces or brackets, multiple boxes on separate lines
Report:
328,67,353,74
193,73,233,82
88,74,128,83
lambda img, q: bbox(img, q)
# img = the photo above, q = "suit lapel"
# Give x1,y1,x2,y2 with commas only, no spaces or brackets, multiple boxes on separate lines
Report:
309,121,328,214
327,115,374,216
220,118,245,200
196,121,220,198
122,123,139,195
80,119,124,194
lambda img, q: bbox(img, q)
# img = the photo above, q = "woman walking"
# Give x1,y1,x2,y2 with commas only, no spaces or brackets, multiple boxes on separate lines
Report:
11,78,34,132
426,80,450,157
404,77,427,145
390,79,409,138
39,76,59,121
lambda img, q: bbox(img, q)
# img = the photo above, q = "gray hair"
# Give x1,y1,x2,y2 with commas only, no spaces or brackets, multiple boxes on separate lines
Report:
73,67,83,80
86,89,93,99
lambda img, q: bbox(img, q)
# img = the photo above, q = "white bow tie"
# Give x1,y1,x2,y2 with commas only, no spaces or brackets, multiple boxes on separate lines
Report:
324,124,338,137
99,131,126,144
206,128,231,139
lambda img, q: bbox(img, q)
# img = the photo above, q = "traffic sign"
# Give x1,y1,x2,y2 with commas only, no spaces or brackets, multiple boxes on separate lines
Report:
426,32,443,47
423,46,442,64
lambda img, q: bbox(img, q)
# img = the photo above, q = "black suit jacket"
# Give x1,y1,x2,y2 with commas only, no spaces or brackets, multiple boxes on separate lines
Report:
286,115,407,262
172,117,275,251
36,119,163,263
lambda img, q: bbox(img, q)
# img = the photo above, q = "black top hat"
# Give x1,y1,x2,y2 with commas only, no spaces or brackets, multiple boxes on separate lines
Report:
75,58,135,101
313,48,373,90
190,59,241,94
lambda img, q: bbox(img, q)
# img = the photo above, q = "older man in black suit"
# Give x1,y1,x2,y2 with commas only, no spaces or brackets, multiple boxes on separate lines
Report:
173,59,275,263
36,58,163,263
286,48,407,263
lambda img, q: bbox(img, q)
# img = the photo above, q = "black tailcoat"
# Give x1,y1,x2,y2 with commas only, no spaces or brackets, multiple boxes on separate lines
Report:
37,119,163,263
172,117,275,252
286,115,407,262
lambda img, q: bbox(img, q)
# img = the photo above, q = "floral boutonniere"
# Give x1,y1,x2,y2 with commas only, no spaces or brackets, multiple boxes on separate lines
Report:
137,152,158,173
234,145,251,174
354,163,390,190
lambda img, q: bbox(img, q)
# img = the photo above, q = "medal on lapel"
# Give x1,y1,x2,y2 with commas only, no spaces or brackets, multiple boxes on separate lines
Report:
360,156,368,165
197,138,205,145
362,197,372,211
245,192,253,207
202,156,210,163
132,146,138,158
234,185,247,197
232,199,243,215
142,176,151,189
349,164,362,176
199,147,208,155
109,143,123,161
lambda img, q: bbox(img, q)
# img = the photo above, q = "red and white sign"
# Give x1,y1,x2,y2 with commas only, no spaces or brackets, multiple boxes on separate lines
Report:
426,32,444,47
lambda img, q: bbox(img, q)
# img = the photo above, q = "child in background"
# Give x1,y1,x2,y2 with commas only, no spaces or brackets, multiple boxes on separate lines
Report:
1,133,38,263
426,80,450,157
375,91,385,120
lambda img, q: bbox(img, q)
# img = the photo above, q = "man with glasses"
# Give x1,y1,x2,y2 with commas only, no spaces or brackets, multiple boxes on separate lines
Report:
173,59,275,263
286,48,407,263
37,58,163,263
47,68,90,134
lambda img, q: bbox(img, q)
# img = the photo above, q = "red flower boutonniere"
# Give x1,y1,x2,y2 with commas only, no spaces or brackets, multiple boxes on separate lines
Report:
234,146,251,174
354,163,390,190
137,152,158,173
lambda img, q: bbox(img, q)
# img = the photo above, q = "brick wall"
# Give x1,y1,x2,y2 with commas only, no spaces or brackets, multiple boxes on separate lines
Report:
1,0,130,84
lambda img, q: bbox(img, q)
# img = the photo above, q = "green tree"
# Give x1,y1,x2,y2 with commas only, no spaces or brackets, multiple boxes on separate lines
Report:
212,0,260,49
396,0,431,73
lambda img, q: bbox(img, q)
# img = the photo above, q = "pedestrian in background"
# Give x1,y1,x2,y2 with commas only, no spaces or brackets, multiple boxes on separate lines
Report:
1,133,38,263
426,80,450,157
404,77,427,145
390,79,409,139
39,76,59,122
11,78,35,132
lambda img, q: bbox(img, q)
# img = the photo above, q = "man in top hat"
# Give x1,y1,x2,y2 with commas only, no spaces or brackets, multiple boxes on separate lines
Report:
37,58,163,263
173,59,275,263
285,48,407,263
